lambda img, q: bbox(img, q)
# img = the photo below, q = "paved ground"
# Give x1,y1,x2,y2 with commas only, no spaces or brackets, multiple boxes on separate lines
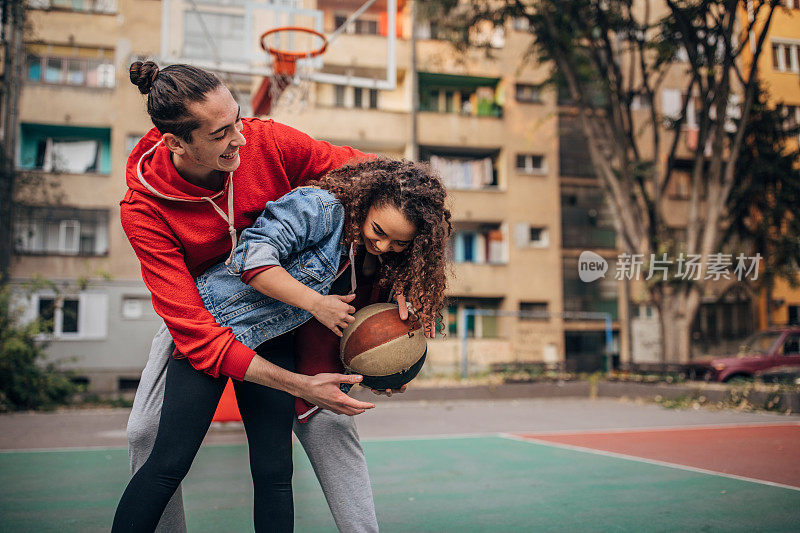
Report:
1,398,799,532
1,397,797,450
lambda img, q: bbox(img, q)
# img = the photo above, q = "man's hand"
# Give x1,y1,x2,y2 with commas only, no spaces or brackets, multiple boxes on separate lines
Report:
298,373,375,415
396,294,435,338
309,293,356,337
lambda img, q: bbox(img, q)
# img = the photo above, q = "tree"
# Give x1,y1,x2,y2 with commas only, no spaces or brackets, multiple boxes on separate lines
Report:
423,0,779,362
725,82,800,325
0,0,26,282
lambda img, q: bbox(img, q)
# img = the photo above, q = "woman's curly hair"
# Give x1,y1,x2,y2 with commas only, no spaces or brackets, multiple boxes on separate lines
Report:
310,158,451,332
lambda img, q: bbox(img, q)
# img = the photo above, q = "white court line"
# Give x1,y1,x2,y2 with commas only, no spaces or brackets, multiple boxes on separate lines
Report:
499,432,800,492
360,432,491,443
511,420,800,437
0,445,127,454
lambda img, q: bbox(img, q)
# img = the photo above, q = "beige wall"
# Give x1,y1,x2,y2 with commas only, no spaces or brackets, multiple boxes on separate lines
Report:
16,2,568,378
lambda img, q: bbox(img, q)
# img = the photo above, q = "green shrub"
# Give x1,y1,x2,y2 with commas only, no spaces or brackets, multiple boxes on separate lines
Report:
0,285,80,411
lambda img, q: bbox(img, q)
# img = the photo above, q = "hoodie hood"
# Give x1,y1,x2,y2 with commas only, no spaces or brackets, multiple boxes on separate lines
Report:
126,127,237,263
126,127,229,202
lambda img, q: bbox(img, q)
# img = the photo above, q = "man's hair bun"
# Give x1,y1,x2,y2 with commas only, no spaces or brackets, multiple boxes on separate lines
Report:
130,61,160,94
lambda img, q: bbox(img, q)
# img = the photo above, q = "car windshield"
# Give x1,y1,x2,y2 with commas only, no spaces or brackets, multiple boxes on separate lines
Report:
738,332,781,356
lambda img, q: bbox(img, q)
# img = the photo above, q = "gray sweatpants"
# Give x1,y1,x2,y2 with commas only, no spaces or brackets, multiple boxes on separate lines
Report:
126,323,378,532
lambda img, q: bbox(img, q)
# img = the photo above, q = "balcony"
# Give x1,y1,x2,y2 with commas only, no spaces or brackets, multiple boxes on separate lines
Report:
18,123,112,177
27,6,119,48
418,72,503,117
447,262,511,298
417,112,506,149
274,107,408,152
20,84,115,127
421,146,501,191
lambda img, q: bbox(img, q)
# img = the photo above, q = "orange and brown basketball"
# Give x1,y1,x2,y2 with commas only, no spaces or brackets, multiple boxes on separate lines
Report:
339,303,427,390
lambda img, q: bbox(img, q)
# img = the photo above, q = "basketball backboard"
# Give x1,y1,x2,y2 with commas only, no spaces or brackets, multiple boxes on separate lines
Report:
159,0,398,91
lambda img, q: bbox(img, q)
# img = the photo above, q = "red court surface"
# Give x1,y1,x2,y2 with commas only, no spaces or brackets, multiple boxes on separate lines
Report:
517,422,800,489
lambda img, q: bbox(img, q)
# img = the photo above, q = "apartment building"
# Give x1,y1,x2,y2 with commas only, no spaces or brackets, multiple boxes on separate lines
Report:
12,0,629,393
261,2,567,373
11,0,164,392
740,0,800,329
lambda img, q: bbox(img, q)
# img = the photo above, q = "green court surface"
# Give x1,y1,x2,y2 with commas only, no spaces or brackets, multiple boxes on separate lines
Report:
0,435,798,532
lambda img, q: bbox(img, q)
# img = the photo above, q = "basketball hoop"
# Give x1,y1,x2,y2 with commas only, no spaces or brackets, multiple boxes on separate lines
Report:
260,26,328,77
252,27,328,116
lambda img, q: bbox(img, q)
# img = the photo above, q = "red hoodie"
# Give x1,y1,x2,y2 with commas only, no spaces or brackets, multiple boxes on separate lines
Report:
121,118,366,379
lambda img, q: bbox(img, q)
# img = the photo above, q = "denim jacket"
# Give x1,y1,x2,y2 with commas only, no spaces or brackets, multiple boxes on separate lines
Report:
195,187,348,350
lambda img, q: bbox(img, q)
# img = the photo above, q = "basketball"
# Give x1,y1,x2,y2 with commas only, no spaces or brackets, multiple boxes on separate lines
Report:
340,303,427,390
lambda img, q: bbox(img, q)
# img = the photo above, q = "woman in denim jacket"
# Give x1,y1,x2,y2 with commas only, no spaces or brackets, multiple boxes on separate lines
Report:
199,157,451,517
200,157,450,391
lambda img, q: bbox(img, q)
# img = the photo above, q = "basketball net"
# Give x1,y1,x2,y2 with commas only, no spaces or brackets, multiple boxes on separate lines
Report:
267,58,314,112
261,27,327,114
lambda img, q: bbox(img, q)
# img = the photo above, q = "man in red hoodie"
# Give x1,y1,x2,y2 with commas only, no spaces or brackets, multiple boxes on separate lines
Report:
114,62,386,532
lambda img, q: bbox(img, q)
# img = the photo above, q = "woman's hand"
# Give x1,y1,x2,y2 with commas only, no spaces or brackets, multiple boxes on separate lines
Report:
396,294,436,338
309,293,356,337
363,384,408,397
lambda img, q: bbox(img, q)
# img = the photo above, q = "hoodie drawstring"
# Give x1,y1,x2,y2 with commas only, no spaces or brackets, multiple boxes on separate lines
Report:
137,139,237,265
200,176,236,265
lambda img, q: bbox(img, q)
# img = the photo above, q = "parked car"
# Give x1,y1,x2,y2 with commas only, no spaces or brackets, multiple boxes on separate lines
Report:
756,365,800,385
688,328,800,382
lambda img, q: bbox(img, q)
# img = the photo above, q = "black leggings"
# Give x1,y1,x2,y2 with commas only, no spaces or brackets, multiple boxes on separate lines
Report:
112,334,295,533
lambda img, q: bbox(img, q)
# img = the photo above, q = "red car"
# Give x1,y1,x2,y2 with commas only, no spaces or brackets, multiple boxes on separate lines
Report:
689,328,800,382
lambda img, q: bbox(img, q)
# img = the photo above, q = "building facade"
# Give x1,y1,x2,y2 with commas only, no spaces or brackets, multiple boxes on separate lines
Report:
741,0,800,329
11,0,638,393
12,0,164,393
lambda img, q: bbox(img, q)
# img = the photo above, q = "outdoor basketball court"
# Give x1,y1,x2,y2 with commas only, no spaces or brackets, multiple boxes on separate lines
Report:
0,398,798,532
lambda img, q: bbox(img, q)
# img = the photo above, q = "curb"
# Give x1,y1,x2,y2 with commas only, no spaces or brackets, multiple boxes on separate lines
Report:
351,380,800,412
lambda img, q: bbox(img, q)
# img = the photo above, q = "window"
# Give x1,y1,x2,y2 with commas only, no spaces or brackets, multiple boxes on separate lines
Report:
471,23,505,48
451,223,506,264
445,297,502,338
417,21,443,40
788,306,799,326
780,105,800,145
514,224,549,248
29,292,108,339
122,296,154,320
516,154,547,175
184,11,245,64
334,85,346,107
14,206,109,256
126,134,144,157
782,0,800,9
428,154,498,190
418,72,503,117
19,123,112,174
781,334,800,355
519,302,548,321
26,51,115,88
772,41,800,73
669,171,691,199
515,84,541,103
559,114,596,177
27,0,117,14
561,184,616,248
630,94,650,110
347,87,379,110
563,256,619,320
512,17,530,32
334,14,379,35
